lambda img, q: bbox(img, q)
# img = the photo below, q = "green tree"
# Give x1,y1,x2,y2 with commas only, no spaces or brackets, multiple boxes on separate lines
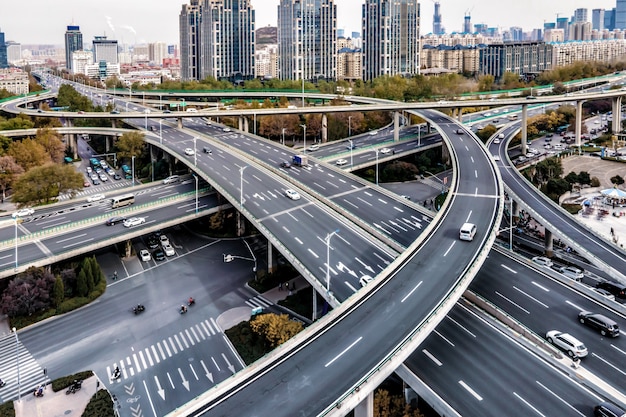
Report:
611,175,625,185
76,269,88,297
52,276,64,308
249,313,303,348
12,164,84,205
534,157,563,184
0,113,35,130
564,172,579,185
0,134,12,154
115,131,146,161
35,128,66,163
0,155,24,202
578,171,591,185
7,138,50,171
476,125,497,142
477,74,495,91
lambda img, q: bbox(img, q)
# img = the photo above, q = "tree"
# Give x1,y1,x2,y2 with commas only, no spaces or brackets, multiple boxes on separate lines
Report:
374,389,423,417
564,172,579,186
578,171,591,185
611,175,625,186
7,138,51,172
0,155,24,202
249,313,303,348
76,269,88,297
0,267,56,317
35,128,66,163
52,276,64,308
115,131,146,161
0,114,34,131
12,164,84,205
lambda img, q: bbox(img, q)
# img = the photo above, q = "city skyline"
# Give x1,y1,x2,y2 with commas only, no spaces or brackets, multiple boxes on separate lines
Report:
0,0,618,45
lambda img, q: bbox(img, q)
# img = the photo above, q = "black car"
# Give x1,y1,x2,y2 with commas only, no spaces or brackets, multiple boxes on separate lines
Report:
113,173,122,180
105,216,127,226
578,311,620,337
147,236,159,250
594,402,626,417
153,249,165,261
280,161,291,169
596,280,626,299
203,147,212,154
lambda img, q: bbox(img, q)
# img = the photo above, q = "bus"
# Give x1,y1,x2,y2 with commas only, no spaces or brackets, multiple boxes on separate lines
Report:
111,194,135,208
507,114,518,120
89,158,101,169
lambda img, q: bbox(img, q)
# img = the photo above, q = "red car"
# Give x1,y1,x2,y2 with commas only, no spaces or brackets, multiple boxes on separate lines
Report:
83,181,91,187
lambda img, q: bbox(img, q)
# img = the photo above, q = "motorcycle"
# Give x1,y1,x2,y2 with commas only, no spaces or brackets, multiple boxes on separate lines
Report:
132,304,146,315
179,305,188,314
0,379,5,388
188,297,195,306
111,368,121,380
66,380,82,395
33,385,44,397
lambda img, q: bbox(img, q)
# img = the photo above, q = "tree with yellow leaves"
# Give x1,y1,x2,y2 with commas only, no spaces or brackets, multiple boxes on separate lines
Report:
249,313,303,348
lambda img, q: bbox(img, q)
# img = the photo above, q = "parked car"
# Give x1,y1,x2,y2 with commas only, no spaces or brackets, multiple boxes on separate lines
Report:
596,280,626,299
545,330,588,358
223,127,231,132
159,234,170,246
113,174,122,180
123,217,146,228
139,249,151,262
153,249,165,261
558,265,584,281
532,256,553,267
162,243,176,257
308,144,320,151
147,235,159,249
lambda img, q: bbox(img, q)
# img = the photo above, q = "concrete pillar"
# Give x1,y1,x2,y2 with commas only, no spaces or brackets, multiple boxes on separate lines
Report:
394,111,400,142
238,117,243,131
177,117,183,129
521,104,528,155
354,390,374,417
237,212,246,237
68,135,77,159
575,100,584,148
457,107,463,122
105,136,111,153
512,199,520,222
244,117,249,133
612,96,622,134
321,114,328,143
544,229,553,258
267,243,274,273
426,122,433,133
312,288,318,320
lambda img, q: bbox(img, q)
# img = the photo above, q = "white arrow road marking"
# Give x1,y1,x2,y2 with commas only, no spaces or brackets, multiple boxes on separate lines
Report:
201,360,214,383
355,258,375,273
124,382,135,395
154,375,165,400
222,353,236,374
178,368,190,391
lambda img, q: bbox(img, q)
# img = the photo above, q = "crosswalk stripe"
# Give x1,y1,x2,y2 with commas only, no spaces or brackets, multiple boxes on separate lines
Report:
185,329,195,346
151,345,160,364
144,348,154,367
179,332,190,349
0,334,49,402
168,337,178,354
245,300,256,308
206,319,216,335
200,321,211,337
132,353,141,374
195,324,206,340
210,318,221,334
173,334,183,351
139,350,147,370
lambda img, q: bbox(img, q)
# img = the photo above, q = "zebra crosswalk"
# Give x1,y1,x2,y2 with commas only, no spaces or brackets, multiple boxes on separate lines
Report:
0,333,49,401
57,180,132,201
107,317,223,381
245,296,273,310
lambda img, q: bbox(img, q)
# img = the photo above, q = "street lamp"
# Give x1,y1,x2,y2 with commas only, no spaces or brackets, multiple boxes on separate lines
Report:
14,218,19,271
193,174,199,214
300,124,307,153
348,116,352,137
159,119,164,144
375,149,379,185
193,137,197,166
239,166,248,209
13,327,20,401
325,229,340,292
425,170,447,194
348,139,354,167
131,155,136,187
282,128,286,146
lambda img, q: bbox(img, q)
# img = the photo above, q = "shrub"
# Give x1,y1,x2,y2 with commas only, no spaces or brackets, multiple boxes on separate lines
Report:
82,389,115,417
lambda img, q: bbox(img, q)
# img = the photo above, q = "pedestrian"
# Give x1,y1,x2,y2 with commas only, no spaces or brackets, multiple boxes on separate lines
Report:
113,271,117,280
572,357,581,369
284,282,289,291
610,227,615,236
278,282,283,291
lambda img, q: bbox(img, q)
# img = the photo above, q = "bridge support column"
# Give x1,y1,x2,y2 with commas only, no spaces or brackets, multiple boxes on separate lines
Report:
244,117,249,133
177,117,183,129
457,107,463,122
512,199,520,222
236,212,246,236
267,244,274,273
544,229,554,258
521,104,528,155
354,390,374,417
575,100,584,148
394,111,400,142
321,114,328,143
105,136,112,153
67,135,77,159
312,288,318,320
612,96,622,134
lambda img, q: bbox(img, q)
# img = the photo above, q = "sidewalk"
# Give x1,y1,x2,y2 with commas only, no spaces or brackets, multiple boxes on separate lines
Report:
14,376,98,417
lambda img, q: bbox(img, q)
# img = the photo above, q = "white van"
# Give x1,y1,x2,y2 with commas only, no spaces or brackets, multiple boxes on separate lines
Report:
185,108,198,113
163,175,180,184
459,223,477,241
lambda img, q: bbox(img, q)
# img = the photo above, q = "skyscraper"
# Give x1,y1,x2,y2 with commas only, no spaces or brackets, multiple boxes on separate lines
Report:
180,0,202,80
0,30,7,69
574,8,588,23
278,0,337,81
433,1,442,35
362,0,420,81
617,0,626,29
592,9,605,31
93,36,118,65
463,13,471,34
64,25,83,72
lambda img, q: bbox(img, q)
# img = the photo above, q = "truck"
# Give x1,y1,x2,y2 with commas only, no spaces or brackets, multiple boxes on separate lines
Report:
292,154,308,167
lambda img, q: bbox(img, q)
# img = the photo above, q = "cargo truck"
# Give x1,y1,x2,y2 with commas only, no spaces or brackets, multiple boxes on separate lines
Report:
292,154,308,167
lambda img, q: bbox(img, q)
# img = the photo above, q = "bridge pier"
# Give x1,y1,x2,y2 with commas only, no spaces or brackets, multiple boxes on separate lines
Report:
354,390,374,417
105,136,111,153
575,100,584,148
456,107,463,123
267,243,274,273
321,114,328,143
65,119,78,159
177,117,183,129
521,104,528,155
612,96,622,134
544,229,554,258
236,212,246,236
394,111,400,142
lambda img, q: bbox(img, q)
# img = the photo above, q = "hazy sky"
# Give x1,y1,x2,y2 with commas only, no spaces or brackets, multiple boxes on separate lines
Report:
0,0,616,45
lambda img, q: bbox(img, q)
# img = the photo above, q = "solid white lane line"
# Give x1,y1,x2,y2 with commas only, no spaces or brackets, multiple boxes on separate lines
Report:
324,337,363,367
401,281,423,303
495,291,530,314
531,281,550,292
501,264,517,274
443,241,456,257
422,349,442,366
513,392,547,417
513,286,549,308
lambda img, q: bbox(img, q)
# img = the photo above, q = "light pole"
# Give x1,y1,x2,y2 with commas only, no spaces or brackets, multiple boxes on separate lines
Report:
418,124,421,147
13,327,20,401
348,116,352,137
348,139,354,167
131,155,135,187
159,119,164,144
14,218,18,271
239,166,248,209
125,102,129,112
300,124,307,153
325,229,340,292
425,170,447,194
193,137,197,166
193,174,198,214
144,112,147,130
282,128,286,146
375,149,379,185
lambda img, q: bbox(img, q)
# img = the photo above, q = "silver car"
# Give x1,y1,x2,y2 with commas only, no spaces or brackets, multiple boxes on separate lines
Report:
546,330,588,358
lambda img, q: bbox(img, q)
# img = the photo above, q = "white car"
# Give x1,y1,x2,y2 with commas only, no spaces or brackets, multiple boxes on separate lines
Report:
368,130,379,136
123,217,146,228
87,194,106,203
336,159,348,166
139,249,151,262
12,208,35,218
493,138,500,144
162,243,176,256
558,266,584,281
223,127,231,132
143,109,151,114
532,256,553,267
493,155,500,161
308,144,320,151
285,189,301,200
159,234,170,246
546,330,588,358
184,148,195,156
379,147,392,154
99,173,108,182
359,275,374,287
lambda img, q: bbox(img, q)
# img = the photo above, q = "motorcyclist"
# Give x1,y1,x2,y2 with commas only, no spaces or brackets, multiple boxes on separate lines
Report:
188,297,194,305
0,378,5,387
180,305,187,313
113,366,120,378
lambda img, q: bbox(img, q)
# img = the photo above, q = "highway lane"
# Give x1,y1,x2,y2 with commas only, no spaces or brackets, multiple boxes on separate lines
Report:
470,250,626,388
491,124,626,281
404,303,604,417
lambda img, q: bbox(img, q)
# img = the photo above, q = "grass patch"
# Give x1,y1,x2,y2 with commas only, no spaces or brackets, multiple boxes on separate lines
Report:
0,401,14,417
561,203,582,215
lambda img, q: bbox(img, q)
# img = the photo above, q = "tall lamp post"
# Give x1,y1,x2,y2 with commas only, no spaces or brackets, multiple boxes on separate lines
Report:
348,139,354,167
325,229,340,292
193,174,199,214
348,116,352,137
131,155,136,187
159,119,164,144
13,327,20,401
282,128,286,146
239,166,248,209
193,137,197,166
14,218,19,271
375,149,379,185
300,124,307,153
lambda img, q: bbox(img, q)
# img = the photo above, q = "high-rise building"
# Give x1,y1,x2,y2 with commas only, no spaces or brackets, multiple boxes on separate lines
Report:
433,1,442,35
179,0,202,80
6,41,21,65
149,42,168,66
0,31,7,69
202,0,255,82
463,13,471,34
593,9,605,31
362,0,420,81
618,0,626,29
93,36,118,65
605,9,616,31
64,25,83,71
574,8,588,23
556,17,569,40
278,0,337,81
510,27,523,41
